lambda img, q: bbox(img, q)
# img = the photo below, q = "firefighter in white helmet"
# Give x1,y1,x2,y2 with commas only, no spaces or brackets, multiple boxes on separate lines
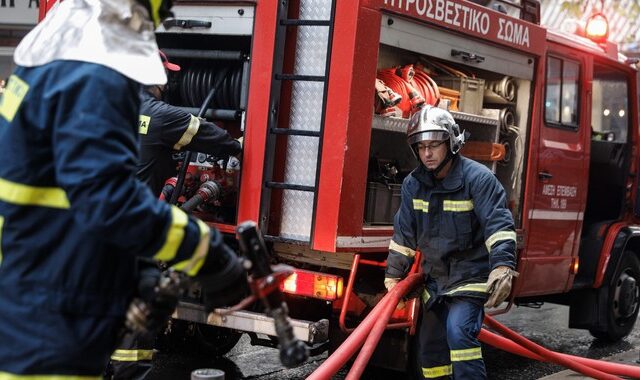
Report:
384,105,518,379
0,0,247,378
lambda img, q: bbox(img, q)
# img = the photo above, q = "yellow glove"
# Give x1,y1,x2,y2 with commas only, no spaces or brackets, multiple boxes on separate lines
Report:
236,136,244,148
484,266,519,308
384,277,404,310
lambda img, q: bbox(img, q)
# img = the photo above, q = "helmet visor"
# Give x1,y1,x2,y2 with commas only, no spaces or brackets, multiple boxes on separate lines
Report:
408,130,449,146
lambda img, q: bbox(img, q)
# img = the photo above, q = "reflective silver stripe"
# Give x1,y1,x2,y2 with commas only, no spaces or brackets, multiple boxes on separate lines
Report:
0,177,69,209
413,199,429,212
444,283,488,295
110,349,154,362
389,239,416,258
443,199,474,212
450,347,482,361
173,114,200,150
422,364,452,378
485,230,517,252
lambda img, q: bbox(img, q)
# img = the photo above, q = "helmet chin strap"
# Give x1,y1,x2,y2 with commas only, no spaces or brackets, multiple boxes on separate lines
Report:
427,150,453,178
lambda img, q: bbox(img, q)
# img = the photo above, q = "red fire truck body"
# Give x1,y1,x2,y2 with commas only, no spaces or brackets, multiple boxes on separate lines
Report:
39,0,640,369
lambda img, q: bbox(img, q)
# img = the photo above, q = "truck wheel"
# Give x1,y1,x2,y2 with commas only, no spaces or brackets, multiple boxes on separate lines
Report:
192,323,243,357
589,253,640,341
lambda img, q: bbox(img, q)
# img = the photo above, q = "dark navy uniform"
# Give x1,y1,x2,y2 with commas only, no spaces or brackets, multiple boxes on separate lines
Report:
0,62,211,378
136,90,241,196
386,156,516,379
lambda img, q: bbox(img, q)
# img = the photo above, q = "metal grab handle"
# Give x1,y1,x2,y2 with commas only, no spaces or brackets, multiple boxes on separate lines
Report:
162,18,212,29
451,49,485,64
538,171,553,180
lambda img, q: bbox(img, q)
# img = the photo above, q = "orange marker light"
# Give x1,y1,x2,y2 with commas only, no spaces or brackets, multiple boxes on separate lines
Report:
585,13,609,44
279,269,344,301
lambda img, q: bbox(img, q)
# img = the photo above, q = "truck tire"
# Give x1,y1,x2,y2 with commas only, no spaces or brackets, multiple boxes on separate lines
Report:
192,323,243,357
589,253,640,341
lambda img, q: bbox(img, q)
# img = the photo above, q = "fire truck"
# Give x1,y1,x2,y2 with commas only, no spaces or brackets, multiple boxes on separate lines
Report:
38,0,640,371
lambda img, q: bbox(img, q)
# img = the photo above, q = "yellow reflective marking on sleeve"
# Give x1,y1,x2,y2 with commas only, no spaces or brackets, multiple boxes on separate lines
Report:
0,75,29,122
149,0,163,26
110,349,154,362
0,177,69,209
450,347,482,361
485,230,517,252
138,114,151,135
0,216,3,268
171,218,210,276
422,364,452,378
154,206,189,262
173,115,200,150
421,288,431,304
412,199,429,212
443,199,474,212
0,372,100,380
389,239,416,258
444,283,488,295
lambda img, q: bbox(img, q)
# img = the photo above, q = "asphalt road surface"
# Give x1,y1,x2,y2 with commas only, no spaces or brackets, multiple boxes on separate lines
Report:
148,303,640,379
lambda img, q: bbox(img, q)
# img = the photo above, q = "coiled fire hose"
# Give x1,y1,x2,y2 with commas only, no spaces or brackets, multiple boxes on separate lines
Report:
309,275,640,380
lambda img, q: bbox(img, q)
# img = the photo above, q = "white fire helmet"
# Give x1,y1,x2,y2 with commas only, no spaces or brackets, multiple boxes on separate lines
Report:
407,105,465,154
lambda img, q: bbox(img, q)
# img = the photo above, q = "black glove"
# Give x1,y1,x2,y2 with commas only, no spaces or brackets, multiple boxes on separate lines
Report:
197,228,249,312
125,262,180,333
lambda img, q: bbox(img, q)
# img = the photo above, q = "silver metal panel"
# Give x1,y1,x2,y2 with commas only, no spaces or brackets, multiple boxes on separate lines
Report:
173,302,329,344
280,0,332,241
380,16,534,80
157,5,254,35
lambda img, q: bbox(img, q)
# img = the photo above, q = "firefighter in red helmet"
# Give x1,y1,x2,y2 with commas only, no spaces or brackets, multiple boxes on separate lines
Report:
385,106,518,379
0,0,247,378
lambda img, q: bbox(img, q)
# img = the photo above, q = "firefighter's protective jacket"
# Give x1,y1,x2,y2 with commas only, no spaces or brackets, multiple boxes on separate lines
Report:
0,62,210,377
386,156,516,301
137,90,242,195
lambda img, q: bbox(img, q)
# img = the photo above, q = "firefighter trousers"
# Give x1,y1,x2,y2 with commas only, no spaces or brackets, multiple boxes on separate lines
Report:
418,296,486,379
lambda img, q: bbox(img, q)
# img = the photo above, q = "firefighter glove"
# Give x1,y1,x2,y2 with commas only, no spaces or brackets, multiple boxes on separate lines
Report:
197,228,249,312
384,277,400,292
384,277,405,310
125,264,179,333
484,266,519,308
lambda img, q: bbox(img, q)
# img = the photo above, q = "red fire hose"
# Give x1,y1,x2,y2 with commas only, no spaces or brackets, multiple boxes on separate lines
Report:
307,273,423,380
345,289,400,380
311,272,640,380
479,328,640,378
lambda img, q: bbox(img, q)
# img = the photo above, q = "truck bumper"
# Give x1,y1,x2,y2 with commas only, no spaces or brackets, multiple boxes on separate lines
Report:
173,301,329,344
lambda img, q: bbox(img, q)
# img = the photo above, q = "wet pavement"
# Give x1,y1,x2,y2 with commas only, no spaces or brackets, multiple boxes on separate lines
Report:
147,303,640,379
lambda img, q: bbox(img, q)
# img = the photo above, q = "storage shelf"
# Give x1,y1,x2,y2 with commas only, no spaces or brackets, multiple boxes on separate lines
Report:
371,111,498,133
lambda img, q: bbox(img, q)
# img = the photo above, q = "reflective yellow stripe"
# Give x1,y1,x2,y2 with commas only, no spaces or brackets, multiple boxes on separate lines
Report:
485,230,517,252
171,218,210,276
173,115,200,150
389,240,416,258
444,283,488,295
443,199,474,212
138,114,151,135
0,177,69,209
422,364,452,378
0,216,3,267
421,288,431,304
154,206,189,262
451,347,482,361
0,372,100,380
110,349,154,362
149,0,163,26
0,74,29,122
412,199,429,212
